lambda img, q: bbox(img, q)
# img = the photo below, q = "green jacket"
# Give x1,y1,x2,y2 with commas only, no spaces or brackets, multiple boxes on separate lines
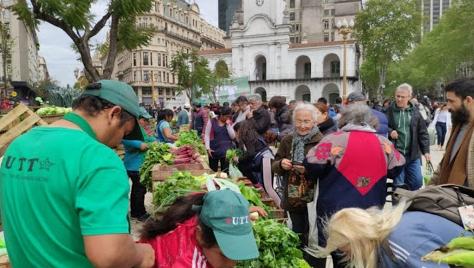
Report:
391,104,413,155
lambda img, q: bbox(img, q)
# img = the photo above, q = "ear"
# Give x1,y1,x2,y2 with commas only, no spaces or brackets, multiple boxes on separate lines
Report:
107,106,123,122
465,96,474,104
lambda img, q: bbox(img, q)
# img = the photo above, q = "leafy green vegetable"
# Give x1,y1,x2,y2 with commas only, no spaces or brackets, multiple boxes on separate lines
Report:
237,219,310,268
238,183,270,212
226,149,242,163
36,106,72,116
140,142,174,191
153,171,204,211
175,130,206,155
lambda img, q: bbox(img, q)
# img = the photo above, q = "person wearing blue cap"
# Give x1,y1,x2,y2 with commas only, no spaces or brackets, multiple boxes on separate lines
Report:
140,189,261,268
122,107,156,222
0,80,154,267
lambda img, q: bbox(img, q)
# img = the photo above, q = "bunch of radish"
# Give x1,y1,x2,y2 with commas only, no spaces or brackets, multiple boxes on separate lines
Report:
170,145,201,164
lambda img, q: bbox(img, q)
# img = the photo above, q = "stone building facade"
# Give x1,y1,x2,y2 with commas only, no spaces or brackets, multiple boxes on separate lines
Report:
201,0,361,103
112,0,226,108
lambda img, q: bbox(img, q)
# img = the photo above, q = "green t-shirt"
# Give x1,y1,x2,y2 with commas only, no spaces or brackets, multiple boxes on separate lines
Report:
0,127,131,268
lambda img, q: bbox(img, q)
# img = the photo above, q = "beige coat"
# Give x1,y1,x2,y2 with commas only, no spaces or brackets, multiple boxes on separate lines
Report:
431,131,474,187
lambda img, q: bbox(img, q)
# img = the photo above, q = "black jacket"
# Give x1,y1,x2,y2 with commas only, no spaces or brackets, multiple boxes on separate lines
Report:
386,103,430,162
252,106,271,135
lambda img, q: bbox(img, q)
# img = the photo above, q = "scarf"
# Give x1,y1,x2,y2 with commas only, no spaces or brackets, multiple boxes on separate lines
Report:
439,120,474,185
291,126,320,163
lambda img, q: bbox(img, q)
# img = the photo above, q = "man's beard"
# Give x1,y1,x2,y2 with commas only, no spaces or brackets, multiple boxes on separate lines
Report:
451,104,470,125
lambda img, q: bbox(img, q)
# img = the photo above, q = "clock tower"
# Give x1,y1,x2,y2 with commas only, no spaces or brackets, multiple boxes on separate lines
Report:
242,0,287,26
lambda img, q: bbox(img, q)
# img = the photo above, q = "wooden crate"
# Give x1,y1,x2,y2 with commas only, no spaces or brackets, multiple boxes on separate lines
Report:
0,255,9,268
151,162,209,181
0,104,47,152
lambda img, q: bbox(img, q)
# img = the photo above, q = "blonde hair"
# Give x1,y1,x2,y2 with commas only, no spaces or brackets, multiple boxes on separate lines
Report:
318,203,408,268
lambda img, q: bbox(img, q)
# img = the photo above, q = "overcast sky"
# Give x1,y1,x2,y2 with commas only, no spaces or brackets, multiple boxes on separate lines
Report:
37,0,218,87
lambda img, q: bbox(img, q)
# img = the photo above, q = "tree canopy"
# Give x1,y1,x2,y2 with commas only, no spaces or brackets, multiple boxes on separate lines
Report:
391,0,474,93
13,0,155,82
354,0,420,98
170,50,212,103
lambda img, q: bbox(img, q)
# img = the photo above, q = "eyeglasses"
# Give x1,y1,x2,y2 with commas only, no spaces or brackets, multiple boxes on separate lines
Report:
295,120,313,126
395,95,409,99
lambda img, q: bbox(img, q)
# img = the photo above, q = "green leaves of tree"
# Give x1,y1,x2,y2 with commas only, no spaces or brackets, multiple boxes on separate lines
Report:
170,50,212,102
355,0,420,98
12,0,155,82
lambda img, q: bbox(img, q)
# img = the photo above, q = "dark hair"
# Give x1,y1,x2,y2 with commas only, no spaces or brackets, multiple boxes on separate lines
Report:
268,96,287,110
72,95,134,126
235,96,248,104
444,79,474,99
223,102,230,107
317,97,328,105
233,120,260,153
289,100,297,105
140,193,217,247
158,109,174,121
335,97,343,104
314,102,328,114
219,106,232,116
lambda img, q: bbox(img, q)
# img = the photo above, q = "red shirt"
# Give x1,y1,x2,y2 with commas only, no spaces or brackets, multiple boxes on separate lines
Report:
141,216,212,268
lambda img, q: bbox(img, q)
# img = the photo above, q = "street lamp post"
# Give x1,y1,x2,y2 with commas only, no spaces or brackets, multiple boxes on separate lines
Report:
336,18,355,100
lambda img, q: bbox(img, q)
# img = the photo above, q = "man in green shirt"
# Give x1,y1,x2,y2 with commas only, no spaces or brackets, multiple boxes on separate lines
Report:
0,80,154,267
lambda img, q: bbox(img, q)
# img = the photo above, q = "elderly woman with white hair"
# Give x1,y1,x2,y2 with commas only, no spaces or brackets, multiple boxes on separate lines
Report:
272,103,324,262
303,104,406,268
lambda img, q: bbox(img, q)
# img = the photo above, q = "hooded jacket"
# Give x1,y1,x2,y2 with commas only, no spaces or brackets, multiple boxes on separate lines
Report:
387,103,430,162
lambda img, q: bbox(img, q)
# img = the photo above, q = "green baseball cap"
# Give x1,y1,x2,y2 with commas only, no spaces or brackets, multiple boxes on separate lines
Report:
139,107,153,120
199,189,259,261
82,80,143,140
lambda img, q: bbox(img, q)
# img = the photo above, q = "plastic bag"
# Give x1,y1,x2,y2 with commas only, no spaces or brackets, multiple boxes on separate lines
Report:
423,161,435,186
228,163,243,179
428,126,437,146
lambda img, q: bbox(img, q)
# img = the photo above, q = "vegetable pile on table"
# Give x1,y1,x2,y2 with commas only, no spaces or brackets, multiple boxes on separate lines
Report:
237,219,311,268
422,235,474,267
140,142,174,191
175,130,206,155
153,172,206,211
170,145,201,164
36,106,72,116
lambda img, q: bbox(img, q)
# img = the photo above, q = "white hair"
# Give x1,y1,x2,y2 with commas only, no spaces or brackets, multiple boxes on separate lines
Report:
248,94,262,102
293,103,321,123
396,83,413,96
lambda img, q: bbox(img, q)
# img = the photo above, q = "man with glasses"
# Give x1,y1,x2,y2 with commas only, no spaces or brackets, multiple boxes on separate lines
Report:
0,80,154,267
386,83,431,191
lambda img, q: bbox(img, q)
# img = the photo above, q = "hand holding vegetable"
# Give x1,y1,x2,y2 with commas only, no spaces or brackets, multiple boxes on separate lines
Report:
280,159,293,171
249,206,268,218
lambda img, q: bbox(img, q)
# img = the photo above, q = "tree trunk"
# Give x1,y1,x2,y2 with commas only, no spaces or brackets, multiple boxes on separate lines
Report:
377,65,387,100
75,39,100,82
101,14,119,80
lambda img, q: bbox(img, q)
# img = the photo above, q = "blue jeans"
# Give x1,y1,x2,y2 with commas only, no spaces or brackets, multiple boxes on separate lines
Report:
394,158,423,191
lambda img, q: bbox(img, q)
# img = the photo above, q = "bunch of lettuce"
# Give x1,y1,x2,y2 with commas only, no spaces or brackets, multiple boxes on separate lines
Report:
36,106,72,116
153,172,205,211
237,219,311,268
139,142,174,191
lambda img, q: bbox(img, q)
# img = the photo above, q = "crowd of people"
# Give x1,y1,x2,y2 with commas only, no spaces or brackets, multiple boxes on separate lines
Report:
1,77,473,268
